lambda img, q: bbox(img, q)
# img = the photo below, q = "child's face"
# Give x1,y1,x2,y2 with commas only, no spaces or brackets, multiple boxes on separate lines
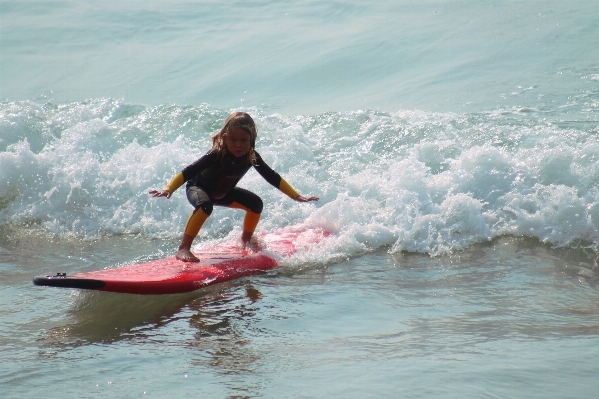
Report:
225,127,251,158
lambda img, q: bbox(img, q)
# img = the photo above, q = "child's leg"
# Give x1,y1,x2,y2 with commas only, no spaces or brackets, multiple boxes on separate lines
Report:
178,186,213,262
215,188,263,245
227,202,261,244
240,210,261,245
177,208,210,261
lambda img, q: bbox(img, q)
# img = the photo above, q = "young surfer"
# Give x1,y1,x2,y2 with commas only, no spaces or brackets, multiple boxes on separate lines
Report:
149,112,319,262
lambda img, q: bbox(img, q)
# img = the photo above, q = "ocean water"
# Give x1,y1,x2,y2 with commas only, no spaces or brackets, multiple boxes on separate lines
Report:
2,1,599,398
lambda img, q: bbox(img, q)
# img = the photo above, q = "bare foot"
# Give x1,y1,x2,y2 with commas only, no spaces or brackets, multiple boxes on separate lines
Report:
241,231,264,251
241,231,253,247
176,248,200,262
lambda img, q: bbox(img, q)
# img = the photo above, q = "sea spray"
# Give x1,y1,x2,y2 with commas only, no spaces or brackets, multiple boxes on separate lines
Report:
1,100,598,256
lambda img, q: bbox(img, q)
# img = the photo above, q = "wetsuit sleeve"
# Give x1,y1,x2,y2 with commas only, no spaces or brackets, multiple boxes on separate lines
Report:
278,178,300,199
163,172,185,193
253,152,300,199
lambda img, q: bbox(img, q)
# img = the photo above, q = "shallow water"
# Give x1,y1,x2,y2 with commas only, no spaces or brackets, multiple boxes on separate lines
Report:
3,233,599,398
2,0,599,398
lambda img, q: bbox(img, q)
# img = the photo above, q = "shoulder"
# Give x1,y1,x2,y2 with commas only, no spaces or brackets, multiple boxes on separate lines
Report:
252,150,268,166
196,150,222,165
184,150,219,170
204,150,220,161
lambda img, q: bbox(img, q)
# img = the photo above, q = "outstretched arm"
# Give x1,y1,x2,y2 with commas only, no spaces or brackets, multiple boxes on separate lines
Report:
148,172,185,200
278,178,319,202
252,152,320,202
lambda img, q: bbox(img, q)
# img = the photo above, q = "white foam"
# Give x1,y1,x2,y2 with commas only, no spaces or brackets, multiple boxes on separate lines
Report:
1,100,598,258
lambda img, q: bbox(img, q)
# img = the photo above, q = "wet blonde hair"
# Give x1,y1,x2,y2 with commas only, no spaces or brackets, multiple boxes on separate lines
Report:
211,112,258,165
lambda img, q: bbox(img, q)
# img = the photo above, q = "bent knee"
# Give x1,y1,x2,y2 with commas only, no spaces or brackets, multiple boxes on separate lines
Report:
198,202,213,215
251,198,263,214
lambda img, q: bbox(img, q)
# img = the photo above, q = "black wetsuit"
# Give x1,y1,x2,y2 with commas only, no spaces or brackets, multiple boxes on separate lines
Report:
180,150,291,215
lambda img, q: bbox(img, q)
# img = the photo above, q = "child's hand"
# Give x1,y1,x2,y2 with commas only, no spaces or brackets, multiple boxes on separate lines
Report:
149,189,172,199
295,195,319,202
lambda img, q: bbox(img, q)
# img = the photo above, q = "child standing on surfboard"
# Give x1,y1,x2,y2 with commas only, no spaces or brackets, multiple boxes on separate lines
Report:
149,112,319,262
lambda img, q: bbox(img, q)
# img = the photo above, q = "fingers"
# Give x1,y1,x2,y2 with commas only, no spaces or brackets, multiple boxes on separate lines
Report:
148,190,171,199
295,195,320,202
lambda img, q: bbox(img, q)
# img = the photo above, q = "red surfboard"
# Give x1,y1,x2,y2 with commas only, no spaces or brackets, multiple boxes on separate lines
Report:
33,228,329,295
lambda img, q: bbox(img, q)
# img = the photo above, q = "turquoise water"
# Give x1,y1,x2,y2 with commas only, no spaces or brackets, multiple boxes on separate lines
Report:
2,1,599,398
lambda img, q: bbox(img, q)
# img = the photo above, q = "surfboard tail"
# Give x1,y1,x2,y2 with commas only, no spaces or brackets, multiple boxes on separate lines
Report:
33,274,107,290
